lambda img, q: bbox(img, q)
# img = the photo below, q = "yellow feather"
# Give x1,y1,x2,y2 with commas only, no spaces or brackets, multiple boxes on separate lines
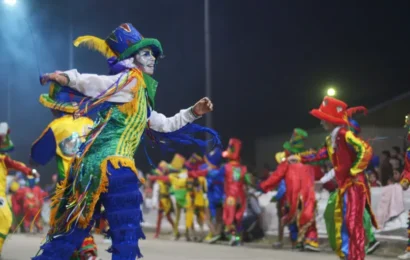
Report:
73,36,117,58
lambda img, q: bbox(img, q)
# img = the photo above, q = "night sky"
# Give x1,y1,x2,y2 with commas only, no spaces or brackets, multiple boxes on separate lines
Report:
0,0,409,176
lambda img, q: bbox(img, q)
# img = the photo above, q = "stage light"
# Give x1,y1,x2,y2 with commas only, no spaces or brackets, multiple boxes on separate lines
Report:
327,88,336,97
3,0,16,6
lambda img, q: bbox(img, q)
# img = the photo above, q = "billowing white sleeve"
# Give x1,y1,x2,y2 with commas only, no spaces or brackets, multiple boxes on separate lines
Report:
320,168,335,183
148,108,200,133
63,69,136,103
152,182,159,206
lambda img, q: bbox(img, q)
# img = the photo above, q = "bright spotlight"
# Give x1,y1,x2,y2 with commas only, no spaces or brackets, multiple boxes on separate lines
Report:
327,88,336,97
3,0,16,6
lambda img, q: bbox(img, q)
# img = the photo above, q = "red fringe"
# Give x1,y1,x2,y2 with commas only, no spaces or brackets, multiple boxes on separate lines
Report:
346,106,367,117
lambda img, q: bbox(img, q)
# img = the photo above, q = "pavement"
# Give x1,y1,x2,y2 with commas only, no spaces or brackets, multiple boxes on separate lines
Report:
1,232,391,260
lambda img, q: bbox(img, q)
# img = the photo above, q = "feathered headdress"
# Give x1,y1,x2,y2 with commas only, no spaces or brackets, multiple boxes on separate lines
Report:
73,36,117,59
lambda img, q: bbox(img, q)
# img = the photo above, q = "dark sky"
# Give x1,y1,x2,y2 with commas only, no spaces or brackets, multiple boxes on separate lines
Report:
0,0,409,176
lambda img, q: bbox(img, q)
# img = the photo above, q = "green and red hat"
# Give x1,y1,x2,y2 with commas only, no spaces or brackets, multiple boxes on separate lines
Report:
283,128,308,154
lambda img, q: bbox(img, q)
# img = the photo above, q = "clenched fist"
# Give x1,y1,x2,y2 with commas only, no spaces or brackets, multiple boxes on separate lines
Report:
192,97,213,116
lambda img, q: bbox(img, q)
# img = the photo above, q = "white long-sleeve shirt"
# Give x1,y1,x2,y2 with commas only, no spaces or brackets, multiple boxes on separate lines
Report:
320,168,335,184
63,69,200,132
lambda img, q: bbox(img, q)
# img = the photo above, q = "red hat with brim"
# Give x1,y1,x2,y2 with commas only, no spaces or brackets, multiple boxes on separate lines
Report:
309,96,348,125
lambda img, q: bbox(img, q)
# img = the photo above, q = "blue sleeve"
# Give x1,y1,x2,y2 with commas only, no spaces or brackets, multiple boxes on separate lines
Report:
274,179,286,200
31,128,57,165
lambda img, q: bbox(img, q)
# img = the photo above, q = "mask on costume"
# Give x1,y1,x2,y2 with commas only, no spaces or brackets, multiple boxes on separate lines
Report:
135,48,156,75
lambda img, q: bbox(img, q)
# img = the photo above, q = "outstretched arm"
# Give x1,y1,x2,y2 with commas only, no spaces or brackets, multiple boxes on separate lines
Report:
298,146,329,165
149,108,200,132
259,162,288,192
42,70,137,103
149,98,213,132
319,168,335,184
3,156,33,176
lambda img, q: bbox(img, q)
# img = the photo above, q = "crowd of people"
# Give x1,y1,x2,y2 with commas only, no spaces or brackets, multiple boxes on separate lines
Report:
0,22,409,260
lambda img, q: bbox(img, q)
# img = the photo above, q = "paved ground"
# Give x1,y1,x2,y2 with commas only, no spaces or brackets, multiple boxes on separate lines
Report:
1,233,393,260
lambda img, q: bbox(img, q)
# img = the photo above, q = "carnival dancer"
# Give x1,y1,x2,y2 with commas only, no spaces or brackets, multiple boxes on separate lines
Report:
149,154,194,241
13,176,47,233
30,83,98,259
197,148,224,243
398,113,410,260
34,23,218,260
258,129,319,251
185,153,207,241
151,160,177,239
270,151,298,249
288,96,377,260
0,122,37,257
189,138,253,246
317,118,380,255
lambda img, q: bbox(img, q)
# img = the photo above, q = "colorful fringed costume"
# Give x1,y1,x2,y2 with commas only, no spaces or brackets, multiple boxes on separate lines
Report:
34,23,220,260
320,119,380,255
399,113,410,260
297,96,377,260
30,84,97,260
259,129,319,251
0,123,36,256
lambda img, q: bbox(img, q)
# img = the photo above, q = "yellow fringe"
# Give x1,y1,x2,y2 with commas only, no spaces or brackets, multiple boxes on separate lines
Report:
73,36,117,58
117,69,146,116
49,176,70,227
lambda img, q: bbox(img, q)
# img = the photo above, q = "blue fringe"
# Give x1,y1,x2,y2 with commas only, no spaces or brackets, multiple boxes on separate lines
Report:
144,123,222,154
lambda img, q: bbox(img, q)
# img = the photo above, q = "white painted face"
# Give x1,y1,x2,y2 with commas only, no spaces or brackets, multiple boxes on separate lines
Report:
135,47,156,75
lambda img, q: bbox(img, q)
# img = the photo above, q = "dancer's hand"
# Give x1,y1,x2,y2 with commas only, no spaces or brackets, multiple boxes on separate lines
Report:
192,97,213,116
40,71,69,86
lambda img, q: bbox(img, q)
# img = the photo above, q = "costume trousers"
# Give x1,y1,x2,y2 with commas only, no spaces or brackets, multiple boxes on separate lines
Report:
337,185,366,260
32,162,145,260
0,198,13,254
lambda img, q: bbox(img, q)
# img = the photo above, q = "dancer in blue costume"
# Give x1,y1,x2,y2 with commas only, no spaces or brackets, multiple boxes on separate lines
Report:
198,148,225,242
33,23,220,260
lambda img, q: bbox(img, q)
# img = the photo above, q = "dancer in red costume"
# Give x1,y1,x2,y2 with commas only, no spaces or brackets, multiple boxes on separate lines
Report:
189,138,253,246
259,128,319,252
14,176,47,233
288,96,377,260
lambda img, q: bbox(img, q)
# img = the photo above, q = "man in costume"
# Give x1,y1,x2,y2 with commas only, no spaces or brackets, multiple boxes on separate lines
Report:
271,152,300,249
34,23,218,260
288,96,377,260
398,113,410,260
30,83,97,259
151,160,176,239
189,138,253,246
0,122,37,257
197,148,224,242
258,129,319,251
317,118,380,255
185,153,207,241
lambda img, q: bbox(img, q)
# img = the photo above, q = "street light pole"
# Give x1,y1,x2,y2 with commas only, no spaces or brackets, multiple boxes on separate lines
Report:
204,0,212,150
68,6,73,68
7,77,11,123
